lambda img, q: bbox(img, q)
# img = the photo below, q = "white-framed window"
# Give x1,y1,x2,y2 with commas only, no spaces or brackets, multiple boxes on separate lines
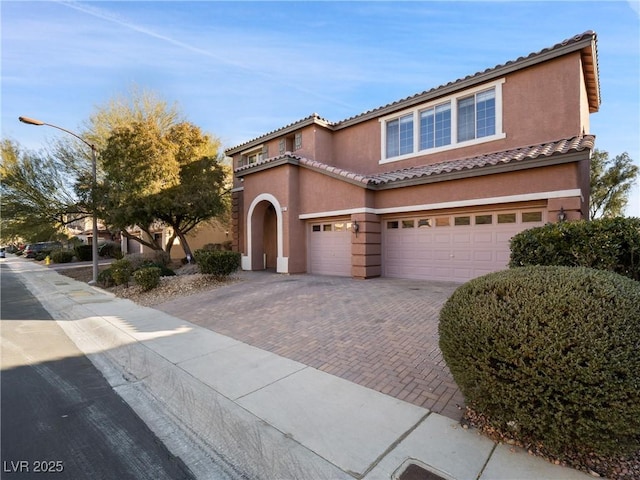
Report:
240,145,266,167
380,79,505,164
386,114,413,158
458,88,496,142
420,102,451,149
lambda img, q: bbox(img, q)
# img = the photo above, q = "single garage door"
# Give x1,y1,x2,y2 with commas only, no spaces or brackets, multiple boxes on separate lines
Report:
383,210,545,282
308,220,352,276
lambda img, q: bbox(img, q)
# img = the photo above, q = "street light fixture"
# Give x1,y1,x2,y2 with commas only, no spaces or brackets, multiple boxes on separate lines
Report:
19,116,100,285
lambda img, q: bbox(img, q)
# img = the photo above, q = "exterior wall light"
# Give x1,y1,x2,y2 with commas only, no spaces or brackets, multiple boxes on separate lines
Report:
352,220,360,237
557,207,567,222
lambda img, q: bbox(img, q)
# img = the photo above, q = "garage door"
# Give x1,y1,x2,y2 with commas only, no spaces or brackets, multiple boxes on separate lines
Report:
383,210,545,282
308,220,352,276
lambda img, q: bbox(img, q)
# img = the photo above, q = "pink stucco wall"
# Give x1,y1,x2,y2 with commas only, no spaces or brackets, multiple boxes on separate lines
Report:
310,53,589,175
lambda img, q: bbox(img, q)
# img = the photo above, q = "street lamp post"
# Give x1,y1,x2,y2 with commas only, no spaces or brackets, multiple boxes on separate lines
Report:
19,116,100,285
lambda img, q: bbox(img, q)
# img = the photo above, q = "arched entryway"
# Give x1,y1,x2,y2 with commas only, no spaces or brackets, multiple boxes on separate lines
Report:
243,193,288,273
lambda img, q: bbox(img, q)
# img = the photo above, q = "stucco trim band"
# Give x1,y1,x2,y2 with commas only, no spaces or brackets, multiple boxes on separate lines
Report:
298,189,582,220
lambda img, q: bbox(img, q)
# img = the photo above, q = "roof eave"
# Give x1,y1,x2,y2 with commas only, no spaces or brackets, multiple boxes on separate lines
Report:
225,115,332,156
370,150,592,190
235,155,300,177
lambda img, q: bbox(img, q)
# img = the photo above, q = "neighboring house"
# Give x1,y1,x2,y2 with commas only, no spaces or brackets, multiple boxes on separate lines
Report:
226,31,600,282
123,220,230,260
64,215,111,246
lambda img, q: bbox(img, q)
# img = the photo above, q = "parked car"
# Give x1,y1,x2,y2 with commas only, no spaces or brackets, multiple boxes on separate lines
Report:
23,242,62,259
0,248,5,258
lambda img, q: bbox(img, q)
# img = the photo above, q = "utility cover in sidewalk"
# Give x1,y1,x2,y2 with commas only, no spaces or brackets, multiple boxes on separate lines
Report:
398,463,447,480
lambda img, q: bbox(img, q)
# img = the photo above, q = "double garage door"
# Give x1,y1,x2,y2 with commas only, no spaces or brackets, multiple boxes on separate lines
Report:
383,210,545,282
308,210,545,281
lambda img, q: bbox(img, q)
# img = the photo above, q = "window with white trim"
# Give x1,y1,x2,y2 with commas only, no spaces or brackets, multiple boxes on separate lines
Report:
420,102,451,149
380,79,505,163
386,114,413,158
240,146,265,167
457,88,495,142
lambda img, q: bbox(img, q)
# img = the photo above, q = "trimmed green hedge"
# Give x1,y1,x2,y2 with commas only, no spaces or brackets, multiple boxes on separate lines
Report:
439,266,640,456
75,244,93,261
509,217,640,281
193,250,240,277
133,267,161,291
50,249,74,263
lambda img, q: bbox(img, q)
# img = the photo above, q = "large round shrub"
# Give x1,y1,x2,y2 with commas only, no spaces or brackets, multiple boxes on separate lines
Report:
509,217,640,281
439,266,640,456
133,267,161,291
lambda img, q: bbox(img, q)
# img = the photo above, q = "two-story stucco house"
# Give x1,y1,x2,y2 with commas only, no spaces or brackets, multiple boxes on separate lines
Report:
226,31,600,282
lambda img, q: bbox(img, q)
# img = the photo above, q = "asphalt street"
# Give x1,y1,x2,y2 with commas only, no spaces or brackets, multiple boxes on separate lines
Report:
0,264,195,479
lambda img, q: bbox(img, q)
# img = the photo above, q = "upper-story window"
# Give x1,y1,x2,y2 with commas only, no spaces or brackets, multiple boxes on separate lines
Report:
458,89,496,142
380,79,505,164
420,102,451,149
386,114,413,157
239,144,268,168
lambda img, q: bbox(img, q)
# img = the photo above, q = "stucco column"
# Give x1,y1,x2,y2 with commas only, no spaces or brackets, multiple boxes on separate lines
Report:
351,212,382,279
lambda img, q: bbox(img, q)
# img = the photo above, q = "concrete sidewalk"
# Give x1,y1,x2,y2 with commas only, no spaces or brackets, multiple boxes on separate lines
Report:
4,258,594,480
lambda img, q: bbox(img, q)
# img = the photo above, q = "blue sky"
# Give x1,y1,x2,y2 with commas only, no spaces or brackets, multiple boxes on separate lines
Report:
2,1,639,216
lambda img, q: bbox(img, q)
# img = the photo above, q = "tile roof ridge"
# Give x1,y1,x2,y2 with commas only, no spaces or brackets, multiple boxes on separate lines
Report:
336,31,597,126
297,155,373,185
227,113,334,153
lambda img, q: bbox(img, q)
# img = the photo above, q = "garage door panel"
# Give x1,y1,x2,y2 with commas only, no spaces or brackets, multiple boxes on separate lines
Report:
473,250,494,261
474,232,494,243
496,231,517,242
452,251,472,261
309,222,351,276
434,233,452,243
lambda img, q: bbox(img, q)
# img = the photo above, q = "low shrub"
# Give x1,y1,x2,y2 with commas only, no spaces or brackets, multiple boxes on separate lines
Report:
194,250,240,277
140,261,175,277
110,258,133,287
50,249,74,263
75,244,93,261
133,267,161,291
439,266,640,457
509,217,640,281
98,268,114,288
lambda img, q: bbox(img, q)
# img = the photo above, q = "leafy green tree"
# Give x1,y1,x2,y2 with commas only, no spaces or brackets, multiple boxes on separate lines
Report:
0,139,81,244
590,149,639,218
99,117,230,257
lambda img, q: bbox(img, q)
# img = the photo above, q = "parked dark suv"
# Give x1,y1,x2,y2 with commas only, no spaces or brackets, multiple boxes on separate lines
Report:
23,242,62,259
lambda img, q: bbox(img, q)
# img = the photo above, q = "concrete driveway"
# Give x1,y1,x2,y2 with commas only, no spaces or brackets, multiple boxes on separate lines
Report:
156,270,465,421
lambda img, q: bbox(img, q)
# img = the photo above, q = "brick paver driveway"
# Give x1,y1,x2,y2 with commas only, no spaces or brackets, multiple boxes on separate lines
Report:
156,271,466,421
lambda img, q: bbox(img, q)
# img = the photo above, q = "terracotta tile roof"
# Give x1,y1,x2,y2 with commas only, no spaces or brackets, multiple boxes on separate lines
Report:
226,113,332,155
366,135,595,186
226,31,599,154
235,135,595,188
